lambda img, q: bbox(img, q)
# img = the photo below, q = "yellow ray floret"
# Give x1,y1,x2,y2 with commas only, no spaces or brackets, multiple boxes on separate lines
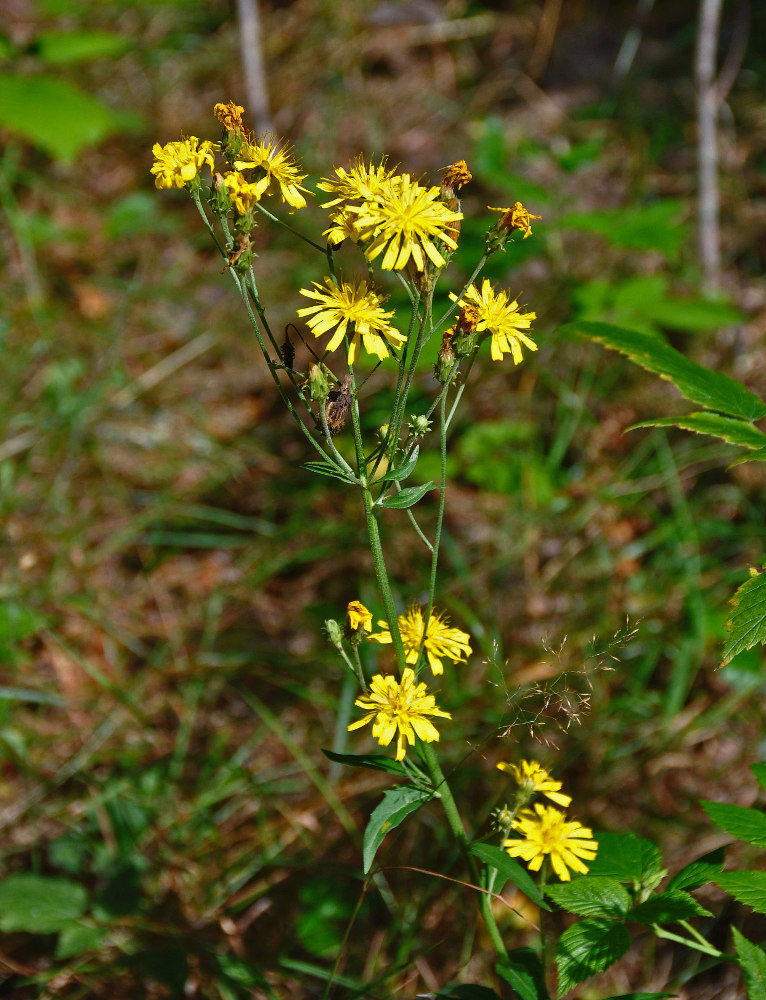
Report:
504,803,598,882
151,137,216,190
233,133,311,210
368,604,472,676
348,668,451,761
449,279,537,363
297,276,406,364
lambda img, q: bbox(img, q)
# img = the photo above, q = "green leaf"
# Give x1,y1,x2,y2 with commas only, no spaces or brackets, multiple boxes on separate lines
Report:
631,889,711,924
496,948,550,1000
377,482,435,509
321,749,409,778
732,927,766,1000
362,786,431,873
666,848,724,892
722,568,766,667
378,446,419,483
469,842,549,910
0,73,122,163
0,873,87,933
633,413,766,451
715,872,766,914
555,917,631,997
545,876,632,917
752,764,766,790
303,460,356,484
587,832,663,884
55,921,106,958
703,800,766,847
34,30,130,64
559,200,686,253
565,321,766,421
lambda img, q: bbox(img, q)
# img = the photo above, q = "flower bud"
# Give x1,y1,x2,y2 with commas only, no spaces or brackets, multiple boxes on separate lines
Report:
408,414,432,438
325,618,344,651
434,328,456,384
307,362,332,402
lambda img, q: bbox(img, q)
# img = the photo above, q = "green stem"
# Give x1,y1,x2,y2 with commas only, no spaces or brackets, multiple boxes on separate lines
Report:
419,388,448,661
652,925,729,959
254,201,327,253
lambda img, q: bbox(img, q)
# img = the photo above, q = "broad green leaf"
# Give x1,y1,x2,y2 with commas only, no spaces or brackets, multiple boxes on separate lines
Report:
303,460,356,484
378,446,419,483
565,321,766,421
435,986,503,1000
377,482,435,509
752,764,766,790
587,832,663,884
555,917,631,997
631,889,711,924
722,568,766,667
559,200,686,253
469,842,549,910
666,848,724,892
496,948,550,1000
0,873,87,933
732,927,766,1000
321,749,409,778
702,800,766,846
362,786,431,873
0,74,122,163
633,414,766,451
34,30,130,64
55,921,106,958
715,872,766,914
545,876,631,918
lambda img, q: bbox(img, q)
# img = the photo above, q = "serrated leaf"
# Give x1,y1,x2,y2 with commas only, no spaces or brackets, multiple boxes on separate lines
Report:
377,482,434,509
362,786,431,873
469,842,549,910
587,832,663,884
633,413,766,450
631,889,711,924
0,873,87,933
34,30,130,64
496,948,550,1000
378,446,419,483
666,848,724,892
0,74,122,163
721,568,766,667
555,917,631,997
733,927,766,1000
545,876,631,918
565,321,766,421
752,764,766,790
321,749,409,777
303,460,356,484
715,872,766,914
703,800,766,847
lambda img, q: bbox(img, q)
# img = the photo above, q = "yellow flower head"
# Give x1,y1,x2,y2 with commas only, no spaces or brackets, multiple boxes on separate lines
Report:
347,600,373,633
496,759,572,808
233,134,311,211
489,201,541,239
214,100,246,133
350,174,463,271
318,155,398,209
222,170,267,215
323,206,362,247
151,137,216,190
504,803,598,882
368,604,472,676
297,276,406,365
348,667,451,761
449,279,537,364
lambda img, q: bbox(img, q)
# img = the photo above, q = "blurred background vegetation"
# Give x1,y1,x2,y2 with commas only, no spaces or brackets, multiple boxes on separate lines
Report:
1,0,765,996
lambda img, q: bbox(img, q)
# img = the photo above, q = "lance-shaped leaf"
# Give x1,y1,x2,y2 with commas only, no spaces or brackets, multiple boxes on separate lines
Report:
377,482,435,509
470,842,549,910
721,566,766,666
304,460,357,484
362,786,431,873
321,749,409,778
377,446,419,483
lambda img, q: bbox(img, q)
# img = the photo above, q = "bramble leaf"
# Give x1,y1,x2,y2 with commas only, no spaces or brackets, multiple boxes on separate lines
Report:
715,872,766,915
721,567,766,667
555,917,630,997
631,889,711,924
703,800,766,847
732,927,766,1000
587,832,663,884
633,413,766,451
545,876,631,918
666,848,724,892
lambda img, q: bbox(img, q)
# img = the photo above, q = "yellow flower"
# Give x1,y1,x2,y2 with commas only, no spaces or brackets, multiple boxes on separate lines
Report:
348,668,451,761
489,201,541,239
351,174,463,271
222,170,267,214
151,137,216,190
214,100,246,132
347,601,373,633
504,803,598,882
297,276,406,364
496,760,572,808
323,206,362,247
449,279,537,363
318,155,398,209
368,604,472,676
233,134,311,210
